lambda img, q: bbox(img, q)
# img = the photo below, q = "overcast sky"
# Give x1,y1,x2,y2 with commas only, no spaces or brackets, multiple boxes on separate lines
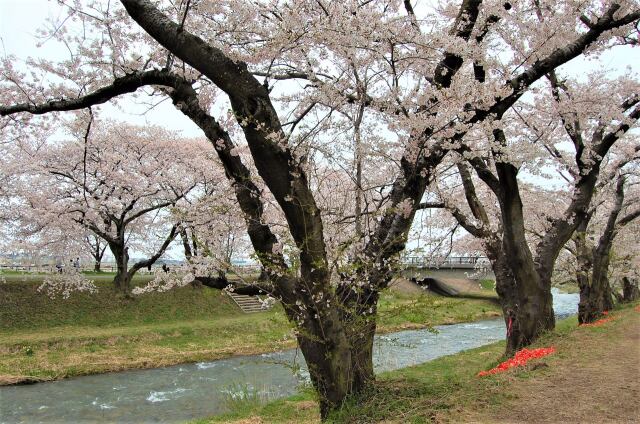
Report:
1,0,204,137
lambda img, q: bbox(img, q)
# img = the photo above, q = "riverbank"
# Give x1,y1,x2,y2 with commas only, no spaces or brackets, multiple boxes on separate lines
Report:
199,302,639,423
0,276,500,385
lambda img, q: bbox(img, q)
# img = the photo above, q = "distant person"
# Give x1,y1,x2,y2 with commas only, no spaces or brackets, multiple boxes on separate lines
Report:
74,258,80,270
55,258,63,273
162,263,168,273
147,264,152,272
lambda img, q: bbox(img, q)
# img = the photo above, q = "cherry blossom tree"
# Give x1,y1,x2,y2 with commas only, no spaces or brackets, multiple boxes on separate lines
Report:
1,0,638,417
417,160,522,351
571,153,639,322
177,179,253,272
12,120,213,293
421,66,639,351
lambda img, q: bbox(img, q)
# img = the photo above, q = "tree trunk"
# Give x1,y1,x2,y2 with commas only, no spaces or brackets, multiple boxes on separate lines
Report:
574,197,621,324
279,297,353,419
180,228,193,262
90,236,105,272
495,160,555,350
301,311,377,418
575,228,614,324
578,278,614,323
337,282,379,396
514,267,555,348
268,271,379,420
577,253,614,324
622,277,640,302
490,248,520,356
487,237,552,355
110,243,131,294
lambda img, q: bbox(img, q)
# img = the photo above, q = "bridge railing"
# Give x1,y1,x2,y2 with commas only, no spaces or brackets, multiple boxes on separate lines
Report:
401,256,488,268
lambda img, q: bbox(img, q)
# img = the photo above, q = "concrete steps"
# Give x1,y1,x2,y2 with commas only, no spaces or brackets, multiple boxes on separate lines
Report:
226,292,274,313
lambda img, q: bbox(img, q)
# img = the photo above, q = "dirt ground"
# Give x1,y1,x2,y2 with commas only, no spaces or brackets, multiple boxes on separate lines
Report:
456,309,640,423
437,278,484,294
388,277,426,295
389,277,484,295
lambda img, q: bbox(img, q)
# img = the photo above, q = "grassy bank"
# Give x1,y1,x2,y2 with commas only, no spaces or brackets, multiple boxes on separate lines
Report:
199,302,639,423
0,275,500,384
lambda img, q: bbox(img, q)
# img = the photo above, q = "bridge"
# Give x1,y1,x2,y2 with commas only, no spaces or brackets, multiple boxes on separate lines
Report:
400,256,495,281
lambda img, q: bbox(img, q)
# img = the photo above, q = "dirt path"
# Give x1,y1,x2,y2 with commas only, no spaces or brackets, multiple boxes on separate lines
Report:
459,310,640,423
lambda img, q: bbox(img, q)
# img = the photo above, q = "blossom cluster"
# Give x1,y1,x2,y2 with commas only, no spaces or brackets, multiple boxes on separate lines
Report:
37,270,98,299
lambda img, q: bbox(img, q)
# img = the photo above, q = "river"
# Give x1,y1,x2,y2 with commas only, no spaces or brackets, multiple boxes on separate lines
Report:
0,289,579,423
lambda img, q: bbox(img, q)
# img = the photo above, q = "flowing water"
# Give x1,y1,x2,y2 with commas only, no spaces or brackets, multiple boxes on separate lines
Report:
0,289,578,423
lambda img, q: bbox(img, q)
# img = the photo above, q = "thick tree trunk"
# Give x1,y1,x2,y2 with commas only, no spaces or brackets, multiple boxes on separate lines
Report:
94,261,101,273
337,282,379,396
303,308,377,418
574,180,624,324
298,338,352,419
490,248,520,356
575,227,614,324
622,277,640,302
488,238,553,355
515,263,555,348
198,270,377,418
266,271,379,420
578,278,614,323
495,160,555,350
110,243,132,294
278,289,353,419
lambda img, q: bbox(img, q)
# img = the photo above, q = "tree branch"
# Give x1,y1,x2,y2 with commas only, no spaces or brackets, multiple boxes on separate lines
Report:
129,224,179,275
1,70,182,116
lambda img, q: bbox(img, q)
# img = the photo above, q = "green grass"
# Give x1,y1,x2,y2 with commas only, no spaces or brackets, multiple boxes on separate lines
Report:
195,388,320,424
0,274,237,330
377,289,500,329
0,275,501,384
478,279,496,291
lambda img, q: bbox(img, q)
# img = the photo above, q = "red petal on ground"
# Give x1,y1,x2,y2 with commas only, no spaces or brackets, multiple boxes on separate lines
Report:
579,317,615,327
477,347,556,377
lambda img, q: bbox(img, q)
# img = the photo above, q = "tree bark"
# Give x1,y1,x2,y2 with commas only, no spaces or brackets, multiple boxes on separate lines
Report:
622,277,640,302
486,244,520,356
180,227,193,262
576,233,614,323
336,280,379,394
578,277,614,324
110,243,132,294
575,175,634,323
494,160,554,347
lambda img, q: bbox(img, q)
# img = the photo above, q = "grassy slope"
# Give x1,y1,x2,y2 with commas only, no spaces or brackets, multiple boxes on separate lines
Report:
0,275,500,384
199,303,639,424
